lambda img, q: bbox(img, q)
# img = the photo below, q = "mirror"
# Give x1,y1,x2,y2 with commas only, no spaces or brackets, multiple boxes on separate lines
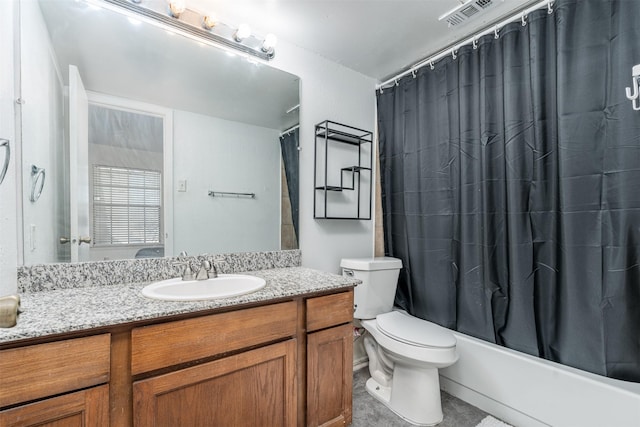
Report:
19,0,300,265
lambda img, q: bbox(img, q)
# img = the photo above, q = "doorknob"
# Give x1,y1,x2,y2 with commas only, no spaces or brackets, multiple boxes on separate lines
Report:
78,236,91,245
59,237,70,244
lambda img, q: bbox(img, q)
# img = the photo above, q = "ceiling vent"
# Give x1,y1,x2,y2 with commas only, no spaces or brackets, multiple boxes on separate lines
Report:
439,0,498,27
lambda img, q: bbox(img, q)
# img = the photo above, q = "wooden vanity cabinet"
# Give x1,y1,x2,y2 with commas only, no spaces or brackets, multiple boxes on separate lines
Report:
0,334,111,427
306,291,354,427
131,301,298,427
0,288,355,427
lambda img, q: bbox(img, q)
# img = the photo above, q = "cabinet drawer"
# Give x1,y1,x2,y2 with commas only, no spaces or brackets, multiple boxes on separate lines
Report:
0,334,111,408
131,301,297,375
306,290,353,332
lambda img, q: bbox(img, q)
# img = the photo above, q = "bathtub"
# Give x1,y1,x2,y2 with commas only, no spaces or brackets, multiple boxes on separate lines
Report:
439,331,640,427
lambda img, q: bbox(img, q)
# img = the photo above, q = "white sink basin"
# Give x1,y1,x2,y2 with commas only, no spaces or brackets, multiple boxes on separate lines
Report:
141,274,266,301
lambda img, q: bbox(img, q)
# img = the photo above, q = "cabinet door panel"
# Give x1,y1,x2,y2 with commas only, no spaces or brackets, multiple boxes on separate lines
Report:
0,384,109,427
134,340,297,427
307,324,353,427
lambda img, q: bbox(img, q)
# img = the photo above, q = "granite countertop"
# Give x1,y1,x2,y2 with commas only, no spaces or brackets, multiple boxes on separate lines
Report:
0,267,360,345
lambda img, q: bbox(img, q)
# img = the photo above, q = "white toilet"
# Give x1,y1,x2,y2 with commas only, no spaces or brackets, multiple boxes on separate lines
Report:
341,257,458,426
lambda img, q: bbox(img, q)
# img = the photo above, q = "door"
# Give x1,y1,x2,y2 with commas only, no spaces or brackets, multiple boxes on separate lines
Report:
307,324,353,427
0,0,17,292
0,385,109,427
133,340,297,427
68,65,90,262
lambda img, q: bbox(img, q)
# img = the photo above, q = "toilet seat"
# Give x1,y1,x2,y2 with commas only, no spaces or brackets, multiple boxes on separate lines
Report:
376,311,456,349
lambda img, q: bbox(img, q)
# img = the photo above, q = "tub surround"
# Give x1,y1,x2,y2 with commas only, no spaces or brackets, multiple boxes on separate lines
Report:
440,331,640,427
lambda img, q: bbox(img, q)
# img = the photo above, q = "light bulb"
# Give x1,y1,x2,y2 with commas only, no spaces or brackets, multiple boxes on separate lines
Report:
234,23,251,42
261,33,277,53
168,0,186,18
202,13,216,30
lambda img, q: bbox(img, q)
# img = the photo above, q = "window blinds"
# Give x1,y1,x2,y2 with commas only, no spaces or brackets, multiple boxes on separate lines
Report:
92,165,162,245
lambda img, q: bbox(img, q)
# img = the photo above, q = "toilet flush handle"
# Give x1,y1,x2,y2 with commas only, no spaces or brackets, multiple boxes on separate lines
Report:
343,269,354,277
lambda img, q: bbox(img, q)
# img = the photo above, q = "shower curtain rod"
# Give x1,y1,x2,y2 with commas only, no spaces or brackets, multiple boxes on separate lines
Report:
377,0,554,90
280,124,299,137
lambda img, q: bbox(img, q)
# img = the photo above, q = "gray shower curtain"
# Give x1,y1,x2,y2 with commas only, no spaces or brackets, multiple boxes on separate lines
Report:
280,128,299,240
377,0,640,381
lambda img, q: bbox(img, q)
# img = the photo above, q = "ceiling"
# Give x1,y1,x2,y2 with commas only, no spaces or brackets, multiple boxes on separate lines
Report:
188,0,536,82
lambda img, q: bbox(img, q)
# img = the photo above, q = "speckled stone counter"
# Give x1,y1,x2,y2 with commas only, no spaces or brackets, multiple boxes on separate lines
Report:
0,267,359,345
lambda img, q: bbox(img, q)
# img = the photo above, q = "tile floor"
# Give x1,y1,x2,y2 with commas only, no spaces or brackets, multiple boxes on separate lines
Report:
351,368,490,427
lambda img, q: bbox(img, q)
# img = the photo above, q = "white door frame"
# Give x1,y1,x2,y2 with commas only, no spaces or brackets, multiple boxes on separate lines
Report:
85,91,174,257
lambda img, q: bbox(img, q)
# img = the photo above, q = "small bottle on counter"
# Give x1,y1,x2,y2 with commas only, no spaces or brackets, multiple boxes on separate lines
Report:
0,294,20,328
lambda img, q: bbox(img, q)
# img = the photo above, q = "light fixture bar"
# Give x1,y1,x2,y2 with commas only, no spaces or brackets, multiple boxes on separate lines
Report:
378,0,552,89
101,0,275,60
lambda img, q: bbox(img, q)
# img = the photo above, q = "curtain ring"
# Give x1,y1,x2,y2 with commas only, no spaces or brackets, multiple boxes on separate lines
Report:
379,86,383,94
494,26,499,39
547,0,553,14
394,79,399,87
411,69,417,78
521,13,527,26
451,49,457,60
429,60,434,70
472,38,478,50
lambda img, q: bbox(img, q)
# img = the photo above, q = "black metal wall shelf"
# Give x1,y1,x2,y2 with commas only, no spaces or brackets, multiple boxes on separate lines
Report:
314,120,372,220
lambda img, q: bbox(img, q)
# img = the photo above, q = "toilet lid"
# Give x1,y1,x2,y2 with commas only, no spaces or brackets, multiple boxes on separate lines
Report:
376,311,456,348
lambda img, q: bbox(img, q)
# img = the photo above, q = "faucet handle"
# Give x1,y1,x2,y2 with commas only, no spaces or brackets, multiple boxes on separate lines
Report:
172,261,194,281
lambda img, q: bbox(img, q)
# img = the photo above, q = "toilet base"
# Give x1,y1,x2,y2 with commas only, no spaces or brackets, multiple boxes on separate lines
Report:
365,365,444,426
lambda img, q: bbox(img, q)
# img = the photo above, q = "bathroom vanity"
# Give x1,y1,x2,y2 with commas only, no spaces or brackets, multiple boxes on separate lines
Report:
0,263,356,427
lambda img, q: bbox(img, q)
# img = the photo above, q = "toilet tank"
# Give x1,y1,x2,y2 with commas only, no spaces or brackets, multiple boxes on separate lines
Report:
341,257,403,320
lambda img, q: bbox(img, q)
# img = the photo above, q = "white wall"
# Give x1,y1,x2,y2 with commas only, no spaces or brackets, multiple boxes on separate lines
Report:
173,110,281,255
0,1,18,296
20,0,65,265
270,41,378,273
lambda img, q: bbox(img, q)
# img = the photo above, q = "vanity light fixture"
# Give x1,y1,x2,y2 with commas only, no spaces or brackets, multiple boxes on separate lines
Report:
99,0,277,60
202,13,217,30
168,0,186,18
234,23,252,42
262,33,277,54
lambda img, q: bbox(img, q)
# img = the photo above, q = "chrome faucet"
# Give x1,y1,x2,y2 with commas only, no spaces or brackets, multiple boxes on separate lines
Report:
208,260,220,278
207,258,227,279
195,260,212,280
173,261,194,281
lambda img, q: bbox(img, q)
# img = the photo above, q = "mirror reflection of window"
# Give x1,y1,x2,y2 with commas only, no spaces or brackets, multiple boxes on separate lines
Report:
92,165,162,245
88,105,164,261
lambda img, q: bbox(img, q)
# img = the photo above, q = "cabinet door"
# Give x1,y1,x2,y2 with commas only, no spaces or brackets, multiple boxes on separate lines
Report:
0,384,109,427
307,324,353,427
133,340,297,427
